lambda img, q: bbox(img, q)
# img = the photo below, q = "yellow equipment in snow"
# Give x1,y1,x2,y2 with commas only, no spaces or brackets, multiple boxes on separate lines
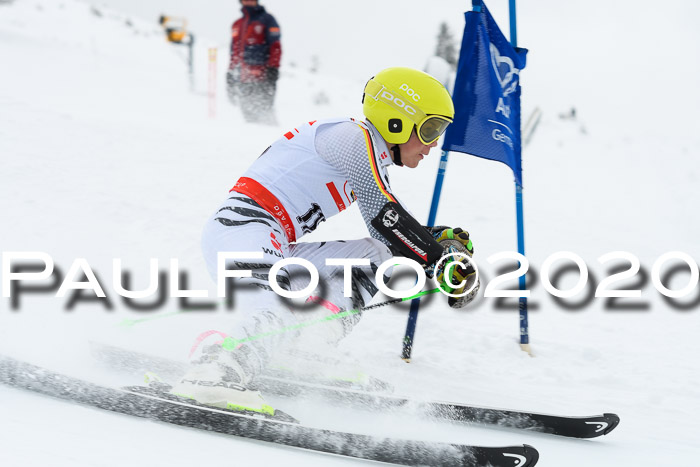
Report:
159,15,188,44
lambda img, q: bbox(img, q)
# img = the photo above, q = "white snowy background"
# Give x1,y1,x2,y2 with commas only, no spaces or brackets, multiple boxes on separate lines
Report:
1,0,699,465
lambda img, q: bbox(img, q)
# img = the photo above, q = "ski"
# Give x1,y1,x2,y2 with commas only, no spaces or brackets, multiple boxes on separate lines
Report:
0,354,539,467
259,372,620,439
91,342,620,439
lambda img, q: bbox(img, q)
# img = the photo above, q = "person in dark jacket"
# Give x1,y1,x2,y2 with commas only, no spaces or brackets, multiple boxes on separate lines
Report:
226,0,281,124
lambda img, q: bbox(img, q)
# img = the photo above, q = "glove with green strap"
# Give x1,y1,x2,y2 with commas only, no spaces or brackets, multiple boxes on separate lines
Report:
426,226,479,308
429,226,474,255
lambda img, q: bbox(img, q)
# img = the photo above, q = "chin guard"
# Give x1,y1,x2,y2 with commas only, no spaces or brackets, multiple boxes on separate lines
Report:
371,202,443,266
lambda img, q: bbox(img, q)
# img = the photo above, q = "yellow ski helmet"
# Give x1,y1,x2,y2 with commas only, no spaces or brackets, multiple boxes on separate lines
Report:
362,67,454,145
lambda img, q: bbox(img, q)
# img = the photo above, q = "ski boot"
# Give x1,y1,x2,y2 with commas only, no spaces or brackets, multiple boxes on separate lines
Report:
169,345,275,417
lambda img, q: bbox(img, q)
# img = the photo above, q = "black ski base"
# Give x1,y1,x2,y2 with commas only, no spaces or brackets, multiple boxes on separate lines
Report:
0,354,539,466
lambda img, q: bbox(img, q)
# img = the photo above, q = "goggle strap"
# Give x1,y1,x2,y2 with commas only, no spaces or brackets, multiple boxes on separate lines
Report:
364,79,426,125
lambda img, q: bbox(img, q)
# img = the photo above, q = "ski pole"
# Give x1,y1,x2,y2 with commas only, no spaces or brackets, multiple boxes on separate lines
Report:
118,287,442,332
220,287,443,350
118,310,187,328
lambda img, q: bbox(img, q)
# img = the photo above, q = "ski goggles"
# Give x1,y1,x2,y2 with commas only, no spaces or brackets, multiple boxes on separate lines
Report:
365,78,453,145
415,114,452,145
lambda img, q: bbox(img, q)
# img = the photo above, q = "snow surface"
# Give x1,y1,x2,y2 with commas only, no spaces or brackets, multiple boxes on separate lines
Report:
1,0,700,466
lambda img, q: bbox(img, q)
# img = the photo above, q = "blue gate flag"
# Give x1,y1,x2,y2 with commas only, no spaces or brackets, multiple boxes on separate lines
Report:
442,2,528,186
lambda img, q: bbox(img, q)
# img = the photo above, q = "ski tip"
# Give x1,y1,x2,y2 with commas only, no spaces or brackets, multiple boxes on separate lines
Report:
578,412,620,438
521,444,539,466
479,444,539,467
602,413,621,435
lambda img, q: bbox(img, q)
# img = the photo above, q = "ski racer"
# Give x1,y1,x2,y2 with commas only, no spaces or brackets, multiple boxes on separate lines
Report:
171,67,479,415
226,0,281,124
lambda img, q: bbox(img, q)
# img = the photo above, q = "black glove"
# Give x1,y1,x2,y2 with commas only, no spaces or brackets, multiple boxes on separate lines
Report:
266,67,279,84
